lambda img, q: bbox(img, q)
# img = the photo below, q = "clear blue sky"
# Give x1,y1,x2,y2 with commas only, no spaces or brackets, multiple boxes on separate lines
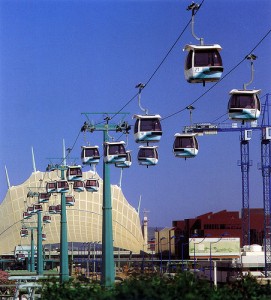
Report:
0,0,270,228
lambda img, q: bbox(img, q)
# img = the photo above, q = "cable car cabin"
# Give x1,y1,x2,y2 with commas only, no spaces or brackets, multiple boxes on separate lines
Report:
43,215,51,223
27,206,35,215
17,253,26,261
38,192,51,204
20,229,28,238
23,211,32,220
85,179,99,192
81,146,100,165
104,141,127,164
56,204,62,214
228,89,261,121
49,205,57,214
42,233,47,241
66,165,83,181
73,180,85,192
137,146,158,166
115,151,132,168
173,133,199,158
46,181,57,193
184,44,223,84
56,180,69,193
66,195,75,206
133,115,162,143
33,204,43,213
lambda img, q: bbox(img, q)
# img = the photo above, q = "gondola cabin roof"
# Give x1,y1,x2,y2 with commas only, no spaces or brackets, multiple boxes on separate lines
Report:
133,114,161,119
174,132,197,137
229,89,261,95
184,44,222,51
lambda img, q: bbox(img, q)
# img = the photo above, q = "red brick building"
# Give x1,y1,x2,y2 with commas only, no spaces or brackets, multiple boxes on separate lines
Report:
168,209,265,258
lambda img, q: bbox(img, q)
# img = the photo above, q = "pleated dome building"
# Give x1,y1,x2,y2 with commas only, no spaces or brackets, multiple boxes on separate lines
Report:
0,170,144,255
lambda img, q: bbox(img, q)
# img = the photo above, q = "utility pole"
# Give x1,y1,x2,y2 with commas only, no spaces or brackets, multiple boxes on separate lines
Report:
81,112,130,287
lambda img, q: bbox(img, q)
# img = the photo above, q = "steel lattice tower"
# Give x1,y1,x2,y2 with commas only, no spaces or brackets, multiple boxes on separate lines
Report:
239,131,251,247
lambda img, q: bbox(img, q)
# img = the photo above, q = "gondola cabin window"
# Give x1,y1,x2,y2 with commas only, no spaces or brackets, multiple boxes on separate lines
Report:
174,136,198,149
134,118,162,133
229,94,259,109
139,148,158,159
108,144,126,155
194,49,222,67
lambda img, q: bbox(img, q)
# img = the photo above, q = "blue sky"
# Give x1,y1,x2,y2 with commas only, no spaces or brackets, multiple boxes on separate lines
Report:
0,0,270,228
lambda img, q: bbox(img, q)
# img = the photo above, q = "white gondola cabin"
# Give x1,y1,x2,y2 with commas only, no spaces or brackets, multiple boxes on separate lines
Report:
49,205,57,214
115,151,132,168
56,204,62,214
20,228,28,238
42,233,47,241
104,141,126,164
133,115,162,143
38,192,51,204
85,179,99,192
43,215,52,223
137,146,158,166
33,204,43,213
81,146,100,165
46,181,57,193
17,253,26,261
23,211,32,220
73,180,85,192
27,206,35,215
66,165,83,181
184,44,223,84
228,89,261,121
66,195,75,206
173,133,199,158
56,180,69,193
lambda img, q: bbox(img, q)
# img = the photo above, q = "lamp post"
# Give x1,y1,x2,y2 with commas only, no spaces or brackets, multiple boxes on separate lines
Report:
193,238,203,273
209,233,229,286
193,234,211,273
159,237,166,273
168,236,176,267
93,241,101,275
181,234,198,272
150,238,156,272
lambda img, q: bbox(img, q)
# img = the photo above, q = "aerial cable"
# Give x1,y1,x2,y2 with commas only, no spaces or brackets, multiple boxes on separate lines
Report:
162,28,271,122
110,0,205,121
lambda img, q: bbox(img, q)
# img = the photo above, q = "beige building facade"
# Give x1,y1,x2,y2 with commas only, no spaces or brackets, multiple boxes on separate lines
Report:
0,170,144,255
